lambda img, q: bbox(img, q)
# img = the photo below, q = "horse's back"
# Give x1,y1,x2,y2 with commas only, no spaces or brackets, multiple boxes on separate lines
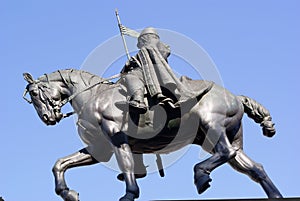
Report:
193,83,244,130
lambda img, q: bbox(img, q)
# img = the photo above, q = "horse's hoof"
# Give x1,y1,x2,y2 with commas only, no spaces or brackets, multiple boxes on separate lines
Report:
269,193,283,198
61,189,79,201
117,173,147,181
55,183,69,195
194,172,212,194
119,192,136,201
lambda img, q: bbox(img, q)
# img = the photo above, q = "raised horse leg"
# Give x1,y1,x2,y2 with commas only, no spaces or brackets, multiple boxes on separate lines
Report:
229,149,282,198
52,147,98,201
194,126,237,194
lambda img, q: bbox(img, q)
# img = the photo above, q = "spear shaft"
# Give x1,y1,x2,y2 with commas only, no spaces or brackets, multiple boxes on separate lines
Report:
115,9,131,60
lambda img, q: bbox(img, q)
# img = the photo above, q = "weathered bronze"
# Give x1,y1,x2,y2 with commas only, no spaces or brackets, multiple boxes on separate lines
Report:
23,67,282,200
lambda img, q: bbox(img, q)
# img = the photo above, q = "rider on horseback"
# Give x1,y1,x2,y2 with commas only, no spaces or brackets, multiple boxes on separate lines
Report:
118,27,203,113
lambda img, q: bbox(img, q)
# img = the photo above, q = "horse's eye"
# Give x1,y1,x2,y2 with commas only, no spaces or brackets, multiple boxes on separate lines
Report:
52,91,61,101
30,90,38,97
52,95,60,101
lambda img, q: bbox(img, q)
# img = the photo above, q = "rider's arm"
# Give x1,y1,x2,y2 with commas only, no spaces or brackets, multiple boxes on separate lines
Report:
120,56,141,73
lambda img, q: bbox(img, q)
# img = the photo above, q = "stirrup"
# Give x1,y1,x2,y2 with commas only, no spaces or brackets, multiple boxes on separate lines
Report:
115,100,147,114
128,100,147,114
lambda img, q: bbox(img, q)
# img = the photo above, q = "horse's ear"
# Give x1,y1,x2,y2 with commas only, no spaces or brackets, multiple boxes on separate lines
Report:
23,73,35,84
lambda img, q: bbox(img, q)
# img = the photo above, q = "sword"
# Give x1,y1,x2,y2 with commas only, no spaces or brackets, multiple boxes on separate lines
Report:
115,9,131,60
156,154,165,177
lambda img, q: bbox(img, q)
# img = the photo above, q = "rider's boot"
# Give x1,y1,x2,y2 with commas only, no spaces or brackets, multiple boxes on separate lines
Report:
128,88,147,114
116,88,147,114
156,93,174,106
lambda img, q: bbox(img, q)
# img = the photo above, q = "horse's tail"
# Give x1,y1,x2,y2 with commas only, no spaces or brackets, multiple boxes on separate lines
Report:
237,95,276,137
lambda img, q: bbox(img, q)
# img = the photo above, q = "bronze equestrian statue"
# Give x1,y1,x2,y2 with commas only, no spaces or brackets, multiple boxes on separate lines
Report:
23,67,282,200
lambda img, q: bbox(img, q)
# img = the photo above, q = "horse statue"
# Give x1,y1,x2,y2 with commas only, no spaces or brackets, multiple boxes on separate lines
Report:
23,69,282,201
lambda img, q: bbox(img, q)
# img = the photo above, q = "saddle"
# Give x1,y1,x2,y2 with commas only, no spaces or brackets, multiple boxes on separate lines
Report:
117,75,214,118
179,76,214,100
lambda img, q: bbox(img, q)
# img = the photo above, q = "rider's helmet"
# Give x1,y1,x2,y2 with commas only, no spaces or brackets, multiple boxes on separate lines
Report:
137,27,160,48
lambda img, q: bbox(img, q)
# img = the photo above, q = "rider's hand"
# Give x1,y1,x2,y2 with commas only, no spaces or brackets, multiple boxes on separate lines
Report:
126,57,139,68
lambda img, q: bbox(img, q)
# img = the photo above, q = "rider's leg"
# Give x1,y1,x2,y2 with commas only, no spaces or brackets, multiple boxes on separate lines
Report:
121,69,147,113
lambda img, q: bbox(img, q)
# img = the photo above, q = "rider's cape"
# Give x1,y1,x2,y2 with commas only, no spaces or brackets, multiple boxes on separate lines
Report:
138,45,208,100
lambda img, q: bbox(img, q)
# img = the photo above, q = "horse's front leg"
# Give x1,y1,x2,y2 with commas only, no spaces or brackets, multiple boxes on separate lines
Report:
101,111,139,201
52,147,98,201
109,131,139,201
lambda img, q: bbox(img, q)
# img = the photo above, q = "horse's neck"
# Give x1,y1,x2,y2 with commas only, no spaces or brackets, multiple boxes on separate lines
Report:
40,69,107,113
64,70,109,113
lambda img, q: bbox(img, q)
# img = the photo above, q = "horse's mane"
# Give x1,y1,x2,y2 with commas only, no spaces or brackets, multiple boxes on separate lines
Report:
37,69,111,85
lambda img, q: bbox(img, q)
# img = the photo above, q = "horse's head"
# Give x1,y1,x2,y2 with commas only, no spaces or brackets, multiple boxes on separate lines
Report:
23,73,66,126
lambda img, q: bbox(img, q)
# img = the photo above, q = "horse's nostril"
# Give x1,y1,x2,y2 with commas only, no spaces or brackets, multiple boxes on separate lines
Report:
43,114,49,122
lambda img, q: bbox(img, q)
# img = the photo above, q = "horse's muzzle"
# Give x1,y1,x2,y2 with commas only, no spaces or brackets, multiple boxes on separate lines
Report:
42,114,57,125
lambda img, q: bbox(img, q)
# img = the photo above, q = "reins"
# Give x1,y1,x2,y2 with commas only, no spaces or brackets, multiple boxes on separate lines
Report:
59,72,122,108
58,72,122,119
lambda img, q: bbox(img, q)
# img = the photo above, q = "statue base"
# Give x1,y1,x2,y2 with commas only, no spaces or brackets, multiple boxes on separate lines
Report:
153,197,300,201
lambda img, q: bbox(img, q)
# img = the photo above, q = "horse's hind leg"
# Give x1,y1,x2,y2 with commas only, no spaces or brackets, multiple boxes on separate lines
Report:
194,126,237,194
229,149,283,198
52,147,98,201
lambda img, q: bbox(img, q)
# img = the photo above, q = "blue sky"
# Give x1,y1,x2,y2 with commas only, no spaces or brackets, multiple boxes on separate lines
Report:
1,1,300,200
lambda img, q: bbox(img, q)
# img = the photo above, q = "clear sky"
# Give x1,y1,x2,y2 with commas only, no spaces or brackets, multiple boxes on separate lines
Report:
1,1,300,201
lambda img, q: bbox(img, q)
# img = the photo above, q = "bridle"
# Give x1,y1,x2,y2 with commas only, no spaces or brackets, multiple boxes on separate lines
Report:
23,71,122,119
23,80,75,119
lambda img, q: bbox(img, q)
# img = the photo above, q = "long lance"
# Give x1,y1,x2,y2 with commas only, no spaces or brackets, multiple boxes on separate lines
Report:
115,9,131,60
